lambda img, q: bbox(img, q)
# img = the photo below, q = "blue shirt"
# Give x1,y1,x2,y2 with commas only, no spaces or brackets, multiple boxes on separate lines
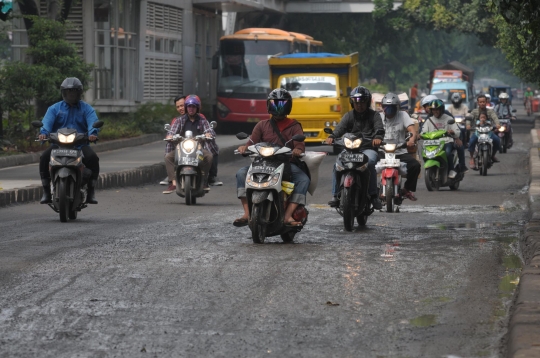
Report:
40,100,99,137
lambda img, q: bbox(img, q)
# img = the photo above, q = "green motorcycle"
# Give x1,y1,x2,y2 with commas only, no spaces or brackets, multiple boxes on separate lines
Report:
421,126,463,191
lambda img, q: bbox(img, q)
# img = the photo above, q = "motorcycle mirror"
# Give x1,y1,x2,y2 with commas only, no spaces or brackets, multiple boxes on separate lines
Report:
31,121,43,128
164,124,171,131
92,121,104,128
512,109,517,113
236,132,249,140
210,121,217,129
292,134,306,142
447,119,455,125
323,128,333,135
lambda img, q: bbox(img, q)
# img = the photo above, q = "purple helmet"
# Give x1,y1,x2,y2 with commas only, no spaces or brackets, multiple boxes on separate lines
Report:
184,95,201,113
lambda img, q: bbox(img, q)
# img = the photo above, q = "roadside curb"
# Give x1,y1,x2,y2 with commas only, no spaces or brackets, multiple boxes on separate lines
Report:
0,133,162,169
507,117,540,358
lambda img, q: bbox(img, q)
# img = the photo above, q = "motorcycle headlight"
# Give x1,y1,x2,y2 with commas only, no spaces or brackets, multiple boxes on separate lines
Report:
259,147,275,157
181,139,196,153
383,144,397,152
58,133,76,144
344,137,362,149
499,126,506,132
67,157,82,165
426,149,438,158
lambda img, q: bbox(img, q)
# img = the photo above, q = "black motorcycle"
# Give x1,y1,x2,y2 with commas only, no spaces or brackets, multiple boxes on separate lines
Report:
325,128,382,231
32,120,104,222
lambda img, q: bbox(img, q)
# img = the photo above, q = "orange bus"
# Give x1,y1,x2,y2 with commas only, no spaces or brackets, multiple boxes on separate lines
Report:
212,28,322,129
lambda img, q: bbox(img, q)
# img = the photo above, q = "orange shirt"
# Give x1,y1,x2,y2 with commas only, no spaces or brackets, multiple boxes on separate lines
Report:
411,87,418,99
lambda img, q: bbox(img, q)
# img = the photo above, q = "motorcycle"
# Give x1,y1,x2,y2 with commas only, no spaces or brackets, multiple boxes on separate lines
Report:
235,132,319,244
32,120,104,222
376,133,412,213
421,119,463,191
164,121,217,205
473,122,494,176
324,128,384,231
497,110,516,153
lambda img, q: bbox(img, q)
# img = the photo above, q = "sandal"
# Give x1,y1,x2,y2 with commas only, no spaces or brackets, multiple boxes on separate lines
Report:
233,217,249,227
469,159,477,170
402,190,418,201
284,220,303,228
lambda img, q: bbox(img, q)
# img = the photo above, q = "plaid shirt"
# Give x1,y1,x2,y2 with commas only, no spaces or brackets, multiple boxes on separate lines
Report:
165,117,179,154
167,113,219,155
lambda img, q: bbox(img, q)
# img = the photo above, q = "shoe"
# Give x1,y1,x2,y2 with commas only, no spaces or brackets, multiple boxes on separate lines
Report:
208,176,223,186
371,196,382,210
492,156,500,163
86,180,98,204
448,170,457,179
160,177,169,185
163,184,176,194
402,189,418,201
40,178,52,204
203,186,211,192
233,217,249,227
328,196,339,208
461,166,469,174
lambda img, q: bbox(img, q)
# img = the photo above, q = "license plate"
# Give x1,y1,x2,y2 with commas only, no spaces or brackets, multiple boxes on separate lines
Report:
423,140,440,146
383,159,400,166
180,157,198,165
52,149,78,157
341,153,364,162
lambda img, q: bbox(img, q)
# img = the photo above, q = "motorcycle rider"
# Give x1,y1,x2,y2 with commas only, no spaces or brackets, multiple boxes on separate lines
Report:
379,93,421,201
467,94,501,169
494,92,515,147
325,86,385,209
448,92,469,146
421,99,463,178
38,77,100,205
163,95,216,193
233,88,309,228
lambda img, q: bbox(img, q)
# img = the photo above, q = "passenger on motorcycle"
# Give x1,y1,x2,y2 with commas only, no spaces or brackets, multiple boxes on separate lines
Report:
38,77,100,205
494,92,515,147
325,86,385,210
379,93,421,201
233,88,310,228
448,92,469,117
467,94,501,169
161,95,186,187
164,95,216,193
421,99,464,177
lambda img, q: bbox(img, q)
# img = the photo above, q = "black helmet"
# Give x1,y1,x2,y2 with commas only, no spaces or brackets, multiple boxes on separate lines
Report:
60,77,83,105
451,92,462,107
267,88,293,116
381,92,400,117
349,86,372,108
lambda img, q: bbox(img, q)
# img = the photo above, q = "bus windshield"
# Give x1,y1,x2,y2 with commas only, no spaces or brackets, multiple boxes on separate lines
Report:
279,75,338,99
218,40,290,97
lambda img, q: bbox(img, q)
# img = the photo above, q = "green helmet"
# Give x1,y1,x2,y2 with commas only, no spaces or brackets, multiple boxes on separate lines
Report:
428,99,445,110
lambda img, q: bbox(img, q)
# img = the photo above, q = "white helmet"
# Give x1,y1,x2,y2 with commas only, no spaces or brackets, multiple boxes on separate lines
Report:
485,94,491,100
499,92,509,99
421,94,438,106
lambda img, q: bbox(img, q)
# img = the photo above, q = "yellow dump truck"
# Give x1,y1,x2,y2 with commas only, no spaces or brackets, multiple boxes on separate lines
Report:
268,52,359,143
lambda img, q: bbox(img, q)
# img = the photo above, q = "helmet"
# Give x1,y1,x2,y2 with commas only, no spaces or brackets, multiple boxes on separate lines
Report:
499,92,509,100
485,94,491,101
421,94,438,106
60,77,83,105
349,86,372,108
451,92,462,106
267,88,292,116
428,99,445,110
381,92,400,116
184,95,201,113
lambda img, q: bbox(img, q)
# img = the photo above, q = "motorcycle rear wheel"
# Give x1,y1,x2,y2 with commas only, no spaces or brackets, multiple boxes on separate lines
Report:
385,181,394,213
341,187,355,232
424,168,439,191
449,180,460,191
58,178,70,223
251,203,267,244
184,176,196,205
280,231,295,243
481,151,489,176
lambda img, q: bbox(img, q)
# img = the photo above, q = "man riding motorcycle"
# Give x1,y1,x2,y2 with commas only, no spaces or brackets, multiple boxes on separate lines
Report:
421,99,463,178
467,94,501,169
38,77,100,205
233,88,310,228
325,86,385,209
164,95,216,193
448,92,469,117
494,92,515,148
379,93,421,201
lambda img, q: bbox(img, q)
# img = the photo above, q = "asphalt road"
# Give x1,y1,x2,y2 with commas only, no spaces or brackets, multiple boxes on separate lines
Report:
0,116,533,357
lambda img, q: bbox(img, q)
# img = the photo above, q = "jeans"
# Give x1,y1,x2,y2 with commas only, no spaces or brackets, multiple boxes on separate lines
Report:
209,153,218,178
236,163,310,205
468,133,501,155
396,153,421,192
332,149,378,197
443,143,456,171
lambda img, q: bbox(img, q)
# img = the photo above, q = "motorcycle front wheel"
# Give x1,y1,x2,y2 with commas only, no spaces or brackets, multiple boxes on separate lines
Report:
500,136,507,153
385,181,394,213
57,178,70,222
341,187,355,232
280,231,296,243
356,214,368,226
184,176,196,205
251,202,267,244
481,150,489,176
424,168,439,191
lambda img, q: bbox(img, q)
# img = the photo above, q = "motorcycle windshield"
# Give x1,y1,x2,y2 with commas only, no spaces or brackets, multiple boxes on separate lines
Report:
421,129,447,140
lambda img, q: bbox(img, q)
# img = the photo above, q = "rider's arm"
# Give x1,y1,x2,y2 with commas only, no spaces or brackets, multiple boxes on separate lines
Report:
290,122,306,153
200,115,216,137
41,103,59,136
488,110,500,126
372,112,385,141
84,104,100,136
330,112,353,139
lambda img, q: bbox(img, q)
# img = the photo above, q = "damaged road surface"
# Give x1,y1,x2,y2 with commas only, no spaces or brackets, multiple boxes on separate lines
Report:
0,121,532,357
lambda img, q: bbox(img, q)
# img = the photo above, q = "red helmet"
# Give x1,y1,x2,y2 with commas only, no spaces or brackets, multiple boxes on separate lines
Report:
184,95,201,113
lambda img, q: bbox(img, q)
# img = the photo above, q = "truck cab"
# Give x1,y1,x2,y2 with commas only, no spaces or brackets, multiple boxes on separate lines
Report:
430,82,475,111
